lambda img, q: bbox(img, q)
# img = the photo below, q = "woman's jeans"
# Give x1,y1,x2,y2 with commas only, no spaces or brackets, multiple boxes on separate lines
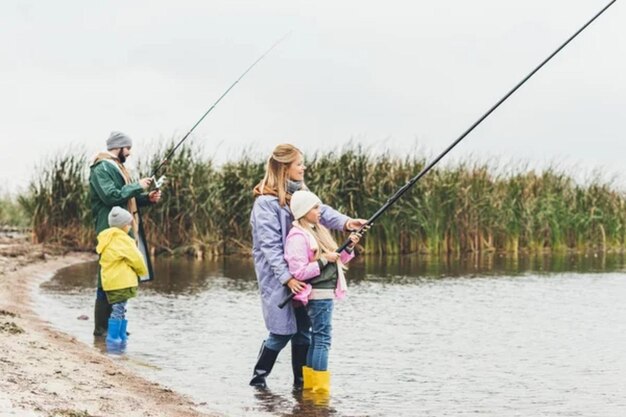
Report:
305,299,334,371
110,301,127,320
264,306,311,351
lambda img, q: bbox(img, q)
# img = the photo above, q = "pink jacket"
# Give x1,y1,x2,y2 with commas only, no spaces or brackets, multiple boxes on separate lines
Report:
284,225,354,301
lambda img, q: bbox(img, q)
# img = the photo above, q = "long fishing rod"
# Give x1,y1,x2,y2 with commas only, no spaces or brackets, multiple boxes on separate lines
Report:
150,32,291,185
279,0,617,309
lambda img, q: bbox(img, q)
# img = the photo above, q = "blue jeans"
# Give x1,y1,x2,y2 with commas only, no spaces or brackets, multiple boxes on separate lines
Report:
264,306,311,351
110,301,127,320
306,299,334,371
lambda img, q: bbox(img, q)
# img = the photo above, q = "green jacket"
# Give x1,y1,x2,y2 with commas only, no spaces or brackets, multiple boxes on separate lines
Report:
89,160,150,235
89,158,154,286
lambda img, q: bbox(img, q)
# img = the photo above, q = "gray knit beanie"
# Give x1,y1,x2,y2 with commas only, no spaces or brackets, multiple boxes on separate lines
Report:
108,206,133,228
106,131,133,150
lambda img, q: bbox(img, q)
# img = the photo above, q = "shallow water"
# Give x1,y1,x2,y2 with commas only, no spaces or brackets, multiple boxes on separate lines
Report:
37,254,626,416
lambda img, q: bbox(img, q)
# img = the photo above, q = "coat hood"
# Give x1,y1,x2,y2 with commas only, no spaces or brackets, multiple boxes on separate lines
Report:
96,228,127,254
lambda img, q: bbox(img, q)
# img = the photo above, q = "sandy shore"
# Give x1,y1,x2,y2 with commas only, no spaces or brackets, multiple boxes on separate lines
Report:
0,234,216,417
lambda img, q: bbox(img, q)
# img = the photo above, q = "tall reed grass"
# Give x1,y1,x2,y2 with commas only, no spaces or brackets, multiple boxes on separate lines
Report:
19,144,626,256
19,153,92,248
0,191,28,228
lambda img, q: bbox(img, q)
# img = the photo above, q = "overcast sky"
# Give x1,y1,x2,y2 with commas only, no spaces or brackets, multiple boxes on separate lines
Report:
1,0,624,194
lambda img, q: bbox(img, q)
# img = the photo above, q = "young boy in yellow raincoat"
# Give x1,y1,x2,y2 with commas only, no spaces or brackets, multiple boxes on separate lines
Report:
96,206,147,351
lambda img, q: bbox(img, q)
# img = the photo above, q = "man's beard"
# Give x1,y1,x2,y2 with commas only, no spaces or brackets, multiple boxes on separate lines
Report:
117,149,127,164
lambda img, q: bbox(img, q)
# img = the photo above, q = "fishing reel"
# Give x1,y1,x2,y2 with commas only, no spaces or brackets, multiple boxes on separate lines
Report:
151,175,167,190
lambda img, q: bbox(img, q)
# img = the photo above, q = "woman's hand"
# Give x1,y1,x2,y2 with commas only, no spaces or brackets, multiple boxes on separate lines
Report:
345,218,367,232
287,278,306,294
323,252,340,263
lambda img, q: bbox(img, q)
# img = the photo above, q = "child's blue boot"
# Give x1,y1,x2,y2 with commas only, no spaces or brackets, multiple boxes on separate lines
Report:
106,318,123,352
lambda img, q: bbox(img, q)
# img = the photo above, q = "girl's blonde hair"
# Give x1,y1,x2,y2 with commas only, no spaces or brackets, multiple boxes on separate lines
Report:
296,217,339,261
253,144,303,206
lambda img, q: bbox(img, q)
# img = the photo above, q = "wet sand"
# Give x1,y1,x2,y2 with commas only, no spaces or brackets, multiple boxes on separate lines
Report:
0,234,216,417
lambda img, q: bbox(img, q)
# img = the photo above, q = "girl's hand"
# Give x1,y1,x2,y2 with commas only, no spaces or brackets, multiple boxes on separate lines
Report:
323,252,340,263
348,224,370,248
347,232,361,248
287,278,305,294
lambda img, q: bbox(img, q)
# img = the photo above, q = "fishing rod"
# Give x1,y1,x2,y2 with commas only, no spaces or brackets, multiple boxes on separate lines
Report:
150,32,291,187
279,0,617,309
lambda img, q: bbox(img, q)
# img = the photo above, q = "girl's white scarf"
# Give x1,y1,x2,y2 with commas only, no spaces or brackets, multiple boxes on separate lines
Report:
292,222,347,296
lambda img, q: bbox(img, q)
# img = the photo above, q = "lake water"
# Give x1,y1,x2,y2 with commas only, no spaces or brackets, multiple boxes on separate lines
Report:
36,253,626,416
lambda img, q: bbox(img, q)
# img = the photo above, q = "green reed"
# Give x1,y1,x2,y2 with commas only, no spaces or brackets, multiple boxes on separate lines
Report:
0,192,29,228
19,144,626,256
19,152,92,248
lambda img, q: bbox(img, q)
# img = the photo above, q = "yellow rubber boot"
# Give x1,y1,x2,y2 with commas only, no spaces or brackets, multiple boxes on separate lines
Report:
309,369,331,405
311,370,331,393
302,366,314,390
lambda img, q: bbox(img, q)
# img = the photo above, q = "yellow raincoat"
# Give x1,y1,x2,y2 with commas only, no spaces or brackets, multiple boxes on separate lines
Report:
96,227,147,292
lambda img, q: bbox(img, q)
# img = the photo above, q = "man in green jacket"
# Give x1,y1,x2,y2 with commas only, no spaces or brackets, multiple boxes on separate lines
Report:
89,131,162,336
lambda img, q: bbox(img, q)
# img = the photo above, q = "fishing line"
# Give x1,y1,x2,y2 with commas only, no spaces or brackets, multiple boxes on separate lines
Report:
151,32,291,184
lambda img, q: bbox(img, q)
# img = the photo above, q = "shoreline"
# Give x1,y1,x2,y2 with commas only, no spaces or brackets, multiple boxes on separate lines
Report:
0,236,217,417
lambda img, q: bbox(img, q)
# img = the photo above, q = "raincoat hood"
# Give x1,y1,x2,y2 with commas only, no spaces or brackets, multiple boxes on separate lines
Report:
96,227,127,255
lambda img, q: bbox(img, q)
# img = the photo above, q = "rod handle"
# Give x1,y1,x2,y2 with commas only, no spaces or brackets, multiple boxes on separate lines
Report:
278,293,294,309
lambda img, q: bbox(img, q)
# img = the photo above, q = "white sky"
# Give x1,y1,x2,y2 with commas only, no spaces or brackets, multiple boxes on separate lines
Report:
1,0,624,194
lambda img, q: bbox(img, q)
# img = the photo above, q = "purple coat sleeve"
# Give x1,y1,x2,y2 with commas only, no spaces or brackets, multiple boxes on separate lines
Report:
285,232,321,281
253,198,292,285
319,204,350,231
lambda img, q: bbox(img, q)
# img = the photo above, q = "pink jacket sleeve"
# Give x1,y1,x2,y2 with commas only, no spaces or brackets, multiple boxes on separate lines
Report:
340,249,355,265
285,233,321,281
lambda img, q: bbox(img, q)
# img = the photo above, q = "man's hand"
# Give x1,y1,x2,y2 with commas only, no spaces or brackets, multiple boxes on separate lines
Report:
138,177,153,190
148,190,162,204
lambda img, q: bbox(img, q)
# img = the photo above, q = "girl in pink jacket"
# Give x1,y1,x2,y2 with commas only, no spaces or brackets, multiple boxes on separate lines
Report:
284,190,362,397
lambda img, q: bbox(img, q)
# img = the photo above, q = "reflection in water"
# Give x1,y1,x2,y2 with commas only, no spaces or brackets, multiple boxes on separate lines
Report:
38,253,626,417
41,256,259,294
42,252,626,294
254,389,337,417
359,251,623,281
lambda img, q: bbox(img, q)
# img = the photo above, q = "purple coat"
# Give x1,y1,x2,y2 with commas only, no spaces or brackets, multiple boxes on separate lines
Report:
250,195,349,335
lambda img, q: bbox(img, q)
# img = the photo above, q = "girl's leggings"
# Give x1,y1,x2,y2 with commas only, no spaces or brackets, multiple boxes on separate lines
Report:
110,301,127,320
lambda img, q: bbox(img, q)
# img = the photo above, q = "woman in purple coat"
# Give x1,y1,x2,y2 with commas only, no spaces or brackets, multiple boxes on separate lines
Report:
249,144,365,389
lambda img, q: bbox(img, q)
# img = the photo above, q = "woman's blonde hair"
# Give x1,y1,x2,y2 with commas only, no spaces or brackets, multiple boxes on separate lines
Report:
253,144,303,206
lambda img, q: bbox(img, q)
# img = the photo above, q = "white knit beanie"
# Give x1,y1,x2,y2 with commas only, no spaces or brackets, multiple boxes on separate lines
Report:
108,206,133,228
290,190,322,219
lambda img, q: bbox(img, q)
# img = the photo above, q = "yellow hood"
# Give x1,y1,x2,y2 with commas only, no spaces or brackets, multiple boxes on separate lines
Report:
96,227,127,254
